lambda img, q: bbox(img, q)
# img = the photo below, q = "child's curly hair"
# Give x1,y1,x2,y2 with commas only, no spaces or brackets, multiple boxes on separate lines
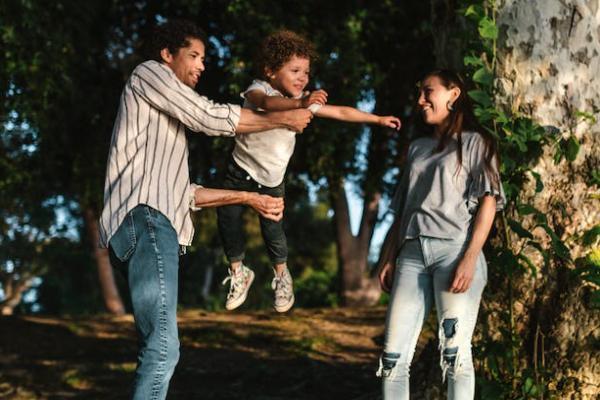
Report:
256,30,317,79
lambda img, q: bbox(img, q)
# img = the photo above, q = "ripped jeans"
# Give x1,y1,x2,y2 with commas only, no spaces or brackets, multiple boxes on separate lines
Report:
377,236,487,400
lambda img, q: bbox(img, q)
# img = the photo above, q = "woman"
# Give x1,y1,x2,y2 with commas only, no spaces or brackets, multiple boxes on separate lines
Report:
376,69,505,399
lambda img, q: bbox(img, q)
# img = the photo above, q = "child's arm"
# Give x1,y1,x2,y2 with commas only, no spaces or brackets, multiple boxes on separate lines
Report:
314,105,401,130
245,89,328,111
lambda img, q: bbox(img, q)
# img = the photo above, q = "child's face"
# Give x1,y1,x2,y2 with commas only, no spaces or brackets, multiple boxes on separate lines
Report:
268,55,310,98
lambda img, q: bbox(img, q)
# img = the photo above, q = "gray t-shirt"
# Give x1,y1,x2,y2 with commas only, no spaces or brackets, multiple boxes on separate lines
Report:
390,131,506,246
232,80,299,187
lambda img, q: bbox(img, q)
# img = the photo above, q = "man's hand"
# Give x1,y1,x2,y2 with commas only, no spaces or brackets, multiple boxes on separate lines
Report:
377,260,395,293
246,192,285,221
280,109,313,133
301,89,328,109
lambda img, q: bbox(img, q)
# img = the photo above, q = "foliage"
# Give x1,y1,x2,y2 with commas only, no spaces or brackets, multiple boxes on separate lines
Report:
460,1,598,398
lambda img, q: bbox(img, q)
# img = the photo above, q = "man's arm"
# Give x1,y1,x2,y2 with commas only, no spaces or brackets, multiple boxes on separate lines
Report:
130,62,313,136
193,187,284,221
235,108,313,134
129,61,239,137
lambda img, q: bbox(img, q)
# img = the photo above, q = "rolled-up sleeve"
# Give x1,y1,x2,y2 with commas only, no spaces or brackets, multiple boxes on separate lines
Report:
466,134,506,212
129,61,240,136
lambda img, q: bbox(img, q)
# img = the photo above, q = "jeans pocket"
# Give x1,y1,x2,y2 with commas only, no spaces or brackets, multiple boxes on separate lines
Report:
109,211,137,262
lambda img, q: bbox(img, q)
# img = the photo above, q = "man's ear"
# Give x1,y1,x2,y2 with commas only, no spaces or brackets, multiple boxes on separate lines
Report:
160,48,173,64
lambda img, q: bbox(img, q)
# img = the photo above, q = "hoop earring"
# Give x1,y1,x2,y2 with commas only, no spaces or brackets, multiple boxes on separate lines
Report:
447,101,454,111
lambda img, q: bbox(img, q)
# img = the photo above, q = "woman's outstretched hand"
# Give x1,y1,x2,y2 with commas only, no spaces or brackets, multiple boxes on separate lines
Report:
377,116,402,130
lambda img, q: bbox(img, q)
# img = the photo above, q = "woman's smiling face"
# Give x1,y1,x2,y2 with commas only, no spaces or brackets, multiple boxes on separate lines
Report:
417,75,460,127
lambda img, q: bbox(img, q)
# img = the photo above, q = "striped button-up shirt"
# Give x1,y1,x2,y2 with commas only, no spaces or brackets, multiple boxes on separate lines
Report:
99,60,241,248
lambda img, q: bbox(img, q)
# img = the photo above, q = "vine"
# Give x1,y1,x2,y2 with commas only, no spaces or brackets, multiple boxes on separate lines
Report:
460,1,599,398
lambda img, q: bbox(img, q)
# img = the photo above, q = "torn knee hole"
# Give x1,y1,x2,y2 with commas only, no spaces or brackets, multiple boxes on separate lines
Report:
443,346,458,367
378,352,400,378
442,318,458,338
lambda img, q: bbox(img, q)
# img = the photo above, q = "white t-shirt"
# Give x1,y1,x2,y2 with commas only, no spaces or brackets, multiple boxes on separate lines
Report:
232,80,302,187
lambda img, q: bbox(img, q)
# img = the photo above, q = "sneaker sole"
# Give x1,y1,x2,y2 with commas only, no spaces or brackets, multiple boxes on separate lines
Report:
225,270,255,311
274,294,295,313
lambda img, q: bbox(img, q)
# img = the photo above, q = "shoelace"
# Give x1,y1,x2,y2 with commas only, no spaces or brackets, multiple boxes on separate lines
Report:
272,275,291,299
222,271,245,299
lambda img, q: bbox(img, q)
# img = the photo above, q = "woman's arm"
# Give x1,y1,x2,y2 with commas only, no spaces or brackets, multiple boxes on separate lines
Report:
314,105,401,130
450,195,497,293
245,89,328,111
377,216,402,292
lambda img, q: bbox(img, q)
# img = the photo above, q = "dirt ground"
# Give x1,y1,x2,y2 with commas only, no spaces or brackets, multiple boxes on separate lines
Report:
0,307,415,400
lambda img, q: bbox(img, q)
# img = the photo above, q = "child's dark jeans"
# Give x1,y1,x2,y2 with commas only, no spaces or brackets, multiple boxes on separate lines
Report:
217,159,287,264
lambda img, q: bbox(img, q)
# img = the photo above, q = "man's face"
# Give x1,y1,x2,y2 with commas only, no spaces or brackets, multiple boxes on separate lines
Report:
161,38,205,88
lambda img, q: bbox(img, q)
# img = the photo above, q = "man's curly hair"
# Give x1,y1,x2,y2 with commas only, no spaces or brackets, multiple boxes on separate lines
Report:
144,19,208,62
256,30,317,78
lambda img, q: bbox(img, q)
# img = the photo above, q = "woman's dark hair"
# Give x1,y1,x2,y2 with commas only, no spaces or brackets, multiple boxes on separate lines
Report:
416,69,500,190
144,19,208,62
256,30,317,78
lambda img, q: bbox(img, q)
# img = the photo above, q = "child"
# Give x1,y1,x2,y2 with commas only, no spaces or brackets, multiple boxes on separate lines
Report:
217,30,401,312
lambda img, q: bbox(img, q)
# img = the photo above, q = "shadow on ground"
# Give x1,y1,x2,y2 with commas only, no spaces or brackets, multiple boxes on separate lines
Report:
0,307,403,400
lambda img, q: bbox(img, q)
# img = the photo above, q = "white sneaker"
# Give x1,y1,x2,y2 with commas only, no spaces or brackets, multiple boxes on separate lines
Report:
222,264,254,310
272,267,295,313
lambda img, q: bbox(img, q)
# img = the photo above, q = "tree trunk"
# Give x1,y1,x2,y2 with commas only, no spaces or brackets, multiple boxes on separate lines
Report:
495,0,600,397
83,207,125,315
331,179,381,306
0,276,35,315
429,0,467,69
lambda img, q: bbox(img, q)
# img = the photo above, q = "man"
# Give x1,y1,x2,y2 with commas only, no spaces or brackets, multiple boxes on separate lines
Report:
99,19,312,400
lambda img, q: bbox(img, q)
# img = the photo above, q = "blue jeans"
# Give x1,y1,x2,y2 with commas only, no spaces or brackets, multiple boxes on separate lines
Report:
109,205,180,400
378,236,487,400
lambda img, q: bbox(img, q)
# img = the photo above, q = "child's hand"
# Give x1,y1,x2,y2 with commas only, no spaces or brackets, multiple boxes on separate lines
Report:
301,89,328,109
378,116,401,130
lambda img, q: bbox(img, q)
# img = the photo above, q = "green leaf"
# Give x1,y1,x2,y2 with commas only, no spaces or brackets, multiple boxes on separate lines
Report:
539,224,571,261
523,377,533,393
566,136,580,161
530,171,543,193
575,110,597,124
468,90,492,107
464,5,481,18
464,55,484,67
590,291,600,308
508,219,534,239
518,253,538,277
478,17,498,40
517,204,538,215
473,67,494,87
494,110,509,124
590,170,600,186
582,225,600,246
